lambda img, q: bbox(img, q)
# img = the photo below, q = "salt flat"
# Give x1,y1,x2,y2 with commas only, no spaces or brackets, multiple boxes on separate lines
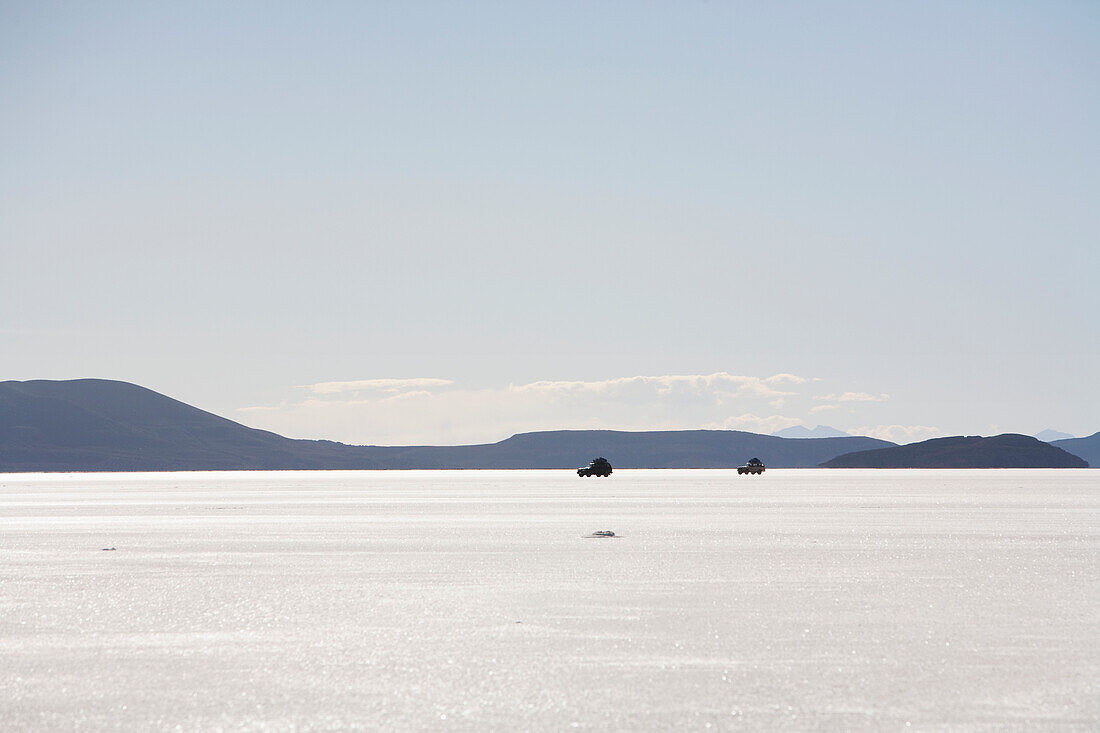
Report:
1,469,1097,731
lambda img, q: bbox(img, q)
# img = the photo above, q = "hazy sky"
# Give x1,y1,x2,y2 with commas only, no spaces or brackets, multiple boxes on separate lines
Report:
2,1,1097,445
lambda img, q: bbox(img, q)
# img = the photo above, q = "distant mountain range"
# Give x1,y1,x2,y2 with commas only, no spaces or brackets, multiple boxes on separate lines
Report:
0,379,1093,471
0,379,893,471
1034,429,1074,442
819,434,1089,468
1050,433,1100,469
772,425,850,439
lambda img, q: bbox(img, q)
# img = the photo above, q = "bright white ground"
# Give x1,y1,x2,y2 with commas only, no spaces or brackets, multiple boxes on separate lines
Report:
1,469,1097,731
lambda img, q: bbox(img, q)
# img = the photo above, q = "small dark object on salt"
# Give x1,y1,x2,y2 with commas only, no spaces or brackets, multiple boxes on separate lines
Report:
577,457,613,477
737,457,766,475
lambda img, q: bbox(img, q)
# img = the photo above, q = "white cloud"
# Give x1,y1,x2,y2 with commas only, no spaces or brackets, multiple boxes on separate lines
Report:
855,424,943,444
714,414,803,434
235,404,282,413
500,372,806,410
721,381,798,400
236,371,819,444
814,392,889,403
380,390,434,403
236,371,903,445
764,373,810,385
303,378,454,395
508,372,803,399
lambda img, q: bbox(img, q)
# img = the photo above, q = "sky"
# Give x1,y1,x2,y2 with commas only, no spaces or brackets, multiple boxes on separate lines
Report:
2,1,1097,445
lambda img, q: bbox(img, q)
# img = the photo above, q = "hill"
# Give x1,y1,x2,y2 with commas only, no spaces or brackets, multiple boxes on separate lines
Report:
0,379,380,471
370,429,895,469
1052,432,1100,468
0,379,895,472
820,434,1089,468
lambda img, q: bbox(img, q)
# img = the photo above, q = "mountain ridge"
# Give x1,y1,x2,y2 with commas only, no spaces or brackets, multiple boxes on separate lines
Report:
1051,432,1100,469
1,379,894,471
3,380,1092,471
820,434,1089,468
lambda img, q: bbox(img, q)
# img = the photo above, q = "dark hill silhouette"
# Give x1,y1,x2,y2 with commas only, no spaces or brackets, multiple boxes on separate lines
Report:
820,434,1089,468
0,379,377,471
1052,432,1100,468
367,429,895,469
0,379,895,472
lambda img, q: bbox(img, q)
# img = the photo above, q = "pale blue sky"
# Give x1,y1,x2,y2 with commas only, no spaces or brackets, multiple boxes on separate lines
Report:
2,1,1097,443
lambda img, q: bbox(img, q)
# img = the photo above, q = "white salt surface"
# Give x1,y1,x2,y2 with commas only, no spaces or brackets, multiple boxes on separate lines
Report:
1,469,1097,731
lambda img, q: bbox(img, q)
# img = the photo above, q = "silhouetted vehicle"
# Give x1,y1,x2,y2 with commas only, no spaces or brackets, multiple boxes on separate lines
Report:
578,457,613,477
737,458,765,475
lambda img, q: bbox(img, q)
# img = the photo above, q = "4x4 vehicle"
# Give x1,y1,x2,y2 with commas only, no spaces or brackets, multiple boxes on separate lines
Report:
737,458,765,475
577,457,613,477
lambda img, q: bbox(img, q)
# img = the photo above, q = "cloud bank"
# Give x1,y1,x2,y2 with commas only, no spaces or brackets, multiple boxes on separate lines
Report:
814,392,890,403
237,371,899,445
853,424,944,444
305,378,454,395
